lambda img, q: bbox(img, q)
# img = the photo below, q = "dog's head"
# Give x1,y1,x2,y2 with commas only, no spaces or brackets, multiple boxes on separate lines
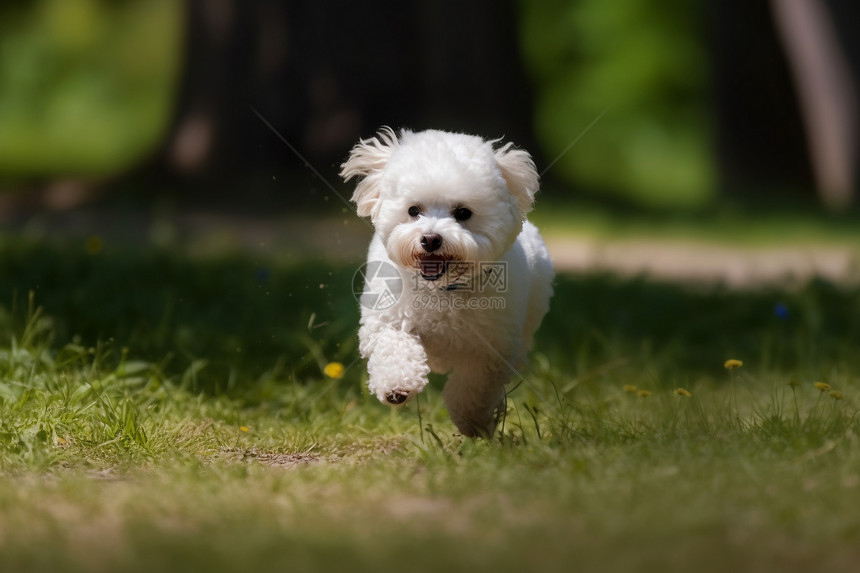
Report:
340,128,538,280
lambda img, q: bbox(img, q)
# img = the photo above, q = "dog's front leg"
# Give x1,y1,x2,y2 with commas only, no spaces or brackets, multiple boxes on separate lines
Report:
359,322,430,405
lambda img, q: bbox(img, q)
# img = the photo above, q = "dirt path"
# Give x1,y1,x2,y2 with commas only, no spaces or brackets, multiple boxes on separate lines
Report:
545,236,859,288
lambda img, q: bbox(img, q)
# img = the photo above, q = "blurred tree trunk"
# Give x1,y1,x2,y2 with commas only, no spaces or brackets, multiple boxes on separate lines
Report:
120,0,532,199
772,0,859,210
709,0,859,209
108,0,261,197
145,0,265,185
708,0,814,200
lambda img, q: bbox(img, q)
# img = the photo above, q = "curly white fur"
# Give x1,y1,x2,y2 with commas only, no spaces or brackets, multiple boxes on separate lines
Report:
341,128,554,437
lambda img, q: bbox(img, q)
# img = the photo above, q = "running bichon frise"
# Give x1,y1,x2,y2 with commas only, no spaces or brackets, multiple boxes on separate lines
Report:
341,128,553,437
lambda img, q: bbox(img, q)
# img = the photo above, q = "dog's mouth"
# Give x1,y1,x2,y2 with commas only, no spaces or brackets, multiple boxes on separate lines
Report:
418,254,449,281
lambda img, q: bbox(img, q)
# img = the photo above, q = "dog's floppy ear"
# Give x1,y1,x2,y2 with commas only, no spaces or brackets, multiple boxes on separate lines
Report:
340,127,400,218
494,141,539,216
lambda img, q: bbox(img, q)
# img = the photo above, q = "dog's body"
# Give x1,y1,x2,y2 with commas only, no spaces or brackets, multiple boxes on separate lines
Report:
341,128,553,437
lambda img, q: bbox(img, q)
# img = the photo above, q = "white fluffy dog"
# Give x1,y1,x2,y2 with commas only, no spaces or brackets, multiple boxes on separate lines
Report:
341,128,553,437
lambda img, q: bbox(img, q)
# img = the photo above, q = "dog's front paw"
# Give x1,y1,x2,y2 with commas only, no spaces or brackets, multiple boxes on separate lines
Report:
363,328,430,406
367,366,428,406
384,390,410,405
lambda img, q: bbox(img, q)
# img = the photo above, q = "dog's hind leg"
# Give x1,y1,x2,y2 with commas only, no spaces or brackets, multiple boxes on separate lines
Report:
442,360,507,438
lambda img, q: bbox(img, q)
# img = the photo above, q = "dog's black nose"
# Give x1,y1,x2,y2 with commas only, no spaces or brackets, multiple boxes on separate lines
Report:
420,234,442,252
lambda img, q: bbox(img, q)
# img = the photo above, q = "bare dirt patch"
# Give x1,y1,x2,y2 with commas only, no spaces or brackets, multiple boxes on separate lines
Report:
214,447,321,468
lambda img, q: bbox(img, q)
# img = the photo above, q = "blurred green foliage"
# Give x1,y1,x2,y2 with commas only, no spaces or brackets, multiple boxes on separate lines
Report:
0,0,181,178
1,0,716,208
520,0,714,207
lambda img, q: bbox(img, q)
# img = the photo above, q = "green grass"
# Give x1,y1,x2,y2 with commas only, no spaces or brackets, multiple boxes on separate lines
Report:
1,236,860,572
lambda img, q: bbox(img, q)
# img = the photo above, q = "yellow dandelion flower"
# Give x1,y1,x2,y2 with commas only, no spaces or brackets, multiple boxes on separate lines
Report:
623,384,638,394
814,382,830,392
787,379,800,388
323,362,345,379
829,391,843,400
240,426,250,432
85,236,103,255
637,390,652,398
674,388,692,398
724,359,743,370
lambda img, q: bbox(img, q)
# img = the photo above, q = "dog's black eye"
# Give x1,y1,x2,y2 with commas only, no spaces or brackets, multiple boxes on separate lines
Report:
408,206,420,217
453,207,472,222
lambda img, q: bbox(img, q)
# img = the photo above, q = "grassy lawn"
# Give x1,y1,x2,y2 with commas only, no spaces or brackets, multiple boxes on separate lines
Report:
1,233,860,573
